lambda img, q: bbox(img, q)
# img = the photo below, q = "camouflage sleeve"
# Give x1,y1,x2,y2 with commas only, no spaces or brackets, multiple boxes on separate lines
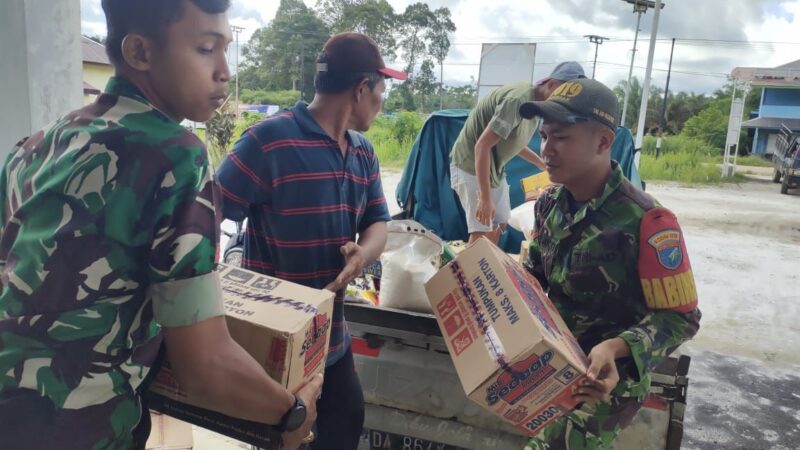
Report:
523,195,550,290
0,149,17,274
0,156,7,240
147,143,224,328
618,207,702,379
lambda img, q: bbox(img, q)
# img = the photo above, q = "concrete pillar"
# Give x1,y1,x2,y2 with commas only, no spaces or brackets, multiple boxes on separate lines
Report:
0,0,83,158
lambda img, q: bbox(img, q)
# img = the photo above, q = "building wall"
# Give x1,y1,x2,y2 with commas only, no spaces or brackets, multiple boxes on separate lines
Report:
753,130,782,155
749,87,800,155
0,0,82,156
760,88,800,119
83,63,114,104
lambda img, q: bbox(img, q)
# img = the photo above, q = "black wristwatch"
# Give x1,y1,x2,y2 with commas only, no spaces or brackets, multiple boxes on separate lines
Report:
277,394,307,433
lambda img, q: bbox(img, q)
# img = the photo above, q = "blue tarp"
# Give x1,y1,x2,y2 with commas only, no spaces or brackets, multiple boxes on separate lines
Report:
395,110,641,253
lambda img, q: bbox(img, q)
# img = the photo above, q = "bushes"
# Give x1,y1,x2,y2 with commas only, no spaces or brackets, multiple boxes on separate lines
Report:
639,151,727,183
364,112,424,168
640,135,718,157
638,135,749,183
239,89,300,109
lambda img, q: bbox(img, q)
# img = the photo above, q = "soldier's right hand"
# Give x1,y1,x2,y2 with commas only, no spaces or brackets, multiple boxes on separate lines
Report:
280,374,323,450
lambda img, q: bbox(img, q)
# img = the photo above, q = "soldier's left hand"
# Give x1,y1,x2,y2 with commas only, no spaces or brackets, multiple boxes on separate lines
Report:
325,242,367,292
573,338,626,405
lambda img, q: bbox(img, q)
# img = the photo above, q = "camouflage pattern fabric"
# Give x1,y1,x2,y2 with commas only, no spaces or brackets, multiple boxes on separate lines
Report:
524,396,643,450
0,77,224,450
524,162,701,448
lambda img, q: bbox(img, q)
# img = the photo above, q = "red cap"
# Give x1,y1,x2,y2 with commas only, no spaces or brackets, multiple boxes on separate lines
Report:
317,32,407,81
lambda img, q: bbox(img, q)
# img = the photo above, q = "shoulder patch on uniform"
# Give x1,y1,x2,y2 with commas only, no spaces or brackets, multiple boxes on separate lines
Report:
647,229,683,270
638,207,698,313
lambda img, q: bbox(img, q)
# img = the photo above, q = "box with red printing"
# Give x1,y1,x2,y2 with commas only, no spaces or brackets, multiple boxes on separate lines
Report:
425,238,589,436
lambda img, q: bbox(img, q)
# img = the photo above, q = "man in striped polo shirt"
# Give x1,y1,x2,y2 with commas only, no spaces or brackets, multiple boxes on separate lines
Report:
217,33,406,449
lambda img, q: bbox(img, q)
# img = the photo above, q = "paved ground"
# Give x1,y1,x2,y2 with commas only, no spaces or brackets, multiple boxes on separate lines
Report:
205,171,800,450
646,177,800,450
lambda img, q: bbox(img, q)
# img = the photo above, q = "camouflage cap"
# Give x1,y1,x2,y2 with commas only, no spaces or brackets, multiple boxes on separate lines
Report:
519,78,619,130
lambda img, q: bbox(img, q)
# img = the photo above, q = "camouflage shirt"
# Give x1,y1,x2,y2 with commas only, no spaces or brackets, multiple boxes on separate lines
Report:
525,162,701,398
0,77,224,449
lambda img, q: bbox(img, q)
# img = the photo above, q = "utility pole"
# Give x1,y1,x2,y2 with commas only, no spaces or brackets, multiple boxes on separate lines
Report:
620,0,665,129
298,39,305,102
584,35,609,79
439,61,444,110
634,0,664,168
231,25,244,120
656,37,676,159
621,6,643,126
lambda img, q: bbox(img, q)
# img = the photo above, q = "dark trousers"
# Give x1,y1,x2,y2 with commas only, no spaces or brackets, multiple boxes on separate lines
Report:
310,348,365,450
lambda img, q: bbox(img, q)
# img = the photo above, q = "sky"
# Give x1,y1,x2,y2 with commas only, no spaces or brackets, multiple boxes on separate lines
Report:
80,0,800,95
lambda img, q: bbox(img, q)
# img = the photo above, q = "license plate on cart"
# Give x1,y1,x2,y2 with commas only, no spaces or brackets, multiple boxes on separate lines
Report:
364,429,465,450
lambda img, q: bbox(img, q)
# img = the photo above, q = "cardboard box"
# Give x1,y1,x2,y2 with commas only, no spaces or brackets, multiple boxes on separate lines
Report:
437,240,468,268
145,412,193,450
149,263,334,449
425,238,588,437
521,172,554,202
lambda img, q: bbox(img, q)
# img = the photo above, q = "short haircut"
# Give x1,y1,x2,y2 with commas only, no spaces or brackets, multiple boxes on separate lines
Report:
314,71,384,94
102,0,231,66
314,51,385,94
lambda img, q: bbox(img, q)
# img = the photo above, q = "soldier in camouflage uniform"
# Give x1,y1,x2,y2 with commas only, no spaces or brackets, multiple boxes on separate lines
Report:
519,78,702,449
0,1,320,449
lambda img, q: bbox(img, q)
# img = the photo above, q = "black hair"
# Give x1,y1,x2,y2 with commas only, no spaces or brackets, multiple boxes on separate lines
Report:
102,0,231,66
313,52,384,94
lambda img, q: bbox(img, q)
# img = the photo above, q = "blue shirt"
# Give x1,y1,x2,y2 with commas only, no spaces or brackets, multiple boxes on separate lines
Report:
217,102,391,365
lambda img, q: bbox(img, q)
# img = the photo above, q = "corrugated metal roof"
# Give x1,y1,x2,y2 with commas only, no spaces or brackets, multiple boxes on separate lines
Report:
777,59,800,70
741,117,800,130
82,36,111,66
731,59,800,87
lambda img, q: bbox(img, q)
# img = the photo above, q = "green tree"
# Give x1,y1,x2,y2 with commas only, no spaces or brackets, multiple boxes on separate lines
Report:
239,0,330,100
615,77,642,130
231,111,267,143
315,0,398,59
413,60,438,112
663,91,712,134
426,7,455,109
681,98,729,151
613,77,667,134
442,80,477,109
677,79,763,154
398,3,434,76
206,103,236,166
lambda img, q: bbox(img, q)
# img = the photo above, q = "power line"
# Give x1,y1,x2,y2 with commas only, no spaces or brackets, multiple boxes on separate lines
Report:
596,61,728,78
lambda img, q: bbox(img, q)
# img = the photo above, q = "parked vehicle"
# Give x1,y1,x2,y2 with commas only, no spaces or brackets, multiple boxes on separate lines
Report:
222,113,689,449
346,302,690,450
772,124,800,195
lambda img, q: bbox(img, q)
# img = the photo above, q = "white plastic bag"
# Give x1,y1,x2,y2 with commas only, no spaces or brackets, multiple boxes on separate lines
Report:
379,220,442,313
508,201,537,240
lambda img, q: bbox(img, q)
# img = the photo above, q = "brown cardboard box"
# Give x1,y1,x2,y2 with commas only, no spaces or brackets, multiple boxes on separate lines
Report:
148,263,334,449
425,238,588,437
145,412,193,450
521,172,554,202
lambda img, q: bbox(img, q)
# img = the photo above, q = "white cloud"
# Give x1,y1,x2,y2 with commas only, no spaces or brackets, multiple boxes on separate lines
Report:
80,0,800,94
